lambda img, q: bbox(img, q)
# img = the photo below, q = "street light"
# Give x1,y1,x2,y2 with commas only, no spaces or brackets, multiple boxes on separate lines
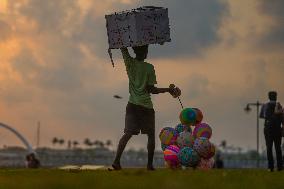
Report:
244,101,263,168
244,104,252,112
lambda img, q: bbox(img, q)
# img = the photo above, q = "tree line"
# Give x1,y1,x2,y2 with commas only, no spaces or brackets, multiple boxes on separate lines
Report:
51,137,112,149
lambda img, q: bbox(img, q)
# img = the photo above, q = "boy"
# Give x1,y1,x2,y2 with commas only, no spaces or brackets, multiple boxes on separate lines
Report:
111,45,181,171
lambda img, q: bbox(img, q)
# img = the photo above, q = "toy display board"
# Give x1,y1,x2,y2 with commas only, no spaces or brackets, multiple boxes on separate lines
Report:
105,6,171,49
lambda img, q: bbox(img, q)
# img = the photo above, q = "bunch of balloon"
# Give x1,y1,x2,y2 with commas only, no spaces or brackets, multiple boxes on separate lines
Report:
159,108,215,170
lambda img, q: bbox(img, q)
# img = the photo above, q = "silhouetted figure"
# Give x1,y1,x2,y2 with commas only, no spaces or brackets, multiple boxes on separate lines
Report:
260,91,283,171
215,153,224,169
26,153,40,168
110,46,181,171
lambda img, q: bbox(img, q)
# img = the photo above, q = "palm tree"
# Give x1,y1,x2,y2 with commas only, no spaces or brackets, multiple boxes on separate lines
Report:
106,140,112,149
84,138,93,148
58,139,65,147
93,140,105,148
52,137,58,147
220,140,227,153
93,140,100,148
220,140,227,149
73,140,79,148
99,141,105,148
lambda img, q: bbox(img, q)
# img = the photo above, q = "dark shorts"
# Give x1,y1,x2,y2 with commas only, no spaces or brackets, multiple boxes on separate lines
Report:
124,103,155,135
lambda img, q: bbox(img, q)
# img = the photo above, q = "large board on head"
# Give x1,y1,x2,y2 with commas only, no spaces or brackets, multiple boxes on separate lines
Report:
105,6,171,66
105,6,171,49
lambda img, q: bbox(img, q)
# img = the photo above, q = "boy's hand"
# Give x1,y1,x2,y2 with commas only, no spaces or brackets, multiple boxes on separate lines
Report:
169,84,181,98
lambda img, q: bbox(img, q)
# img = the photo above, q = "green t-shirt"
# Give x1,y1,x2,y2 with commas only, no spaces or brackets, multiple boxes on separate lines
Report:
121,48,157,109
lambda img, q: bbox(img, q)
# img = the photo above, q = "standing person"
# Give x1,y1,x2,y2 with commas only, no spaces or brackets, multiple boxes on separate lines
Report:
214,152,224,169
110,45,181,171
26,153,40,168
260,91,283,171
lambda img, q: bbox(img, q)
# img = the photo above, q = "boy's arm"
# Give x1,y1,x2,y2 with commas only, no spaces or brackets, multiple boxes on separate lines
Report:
120,47,132,62
146,84,181,98
146,85,170,94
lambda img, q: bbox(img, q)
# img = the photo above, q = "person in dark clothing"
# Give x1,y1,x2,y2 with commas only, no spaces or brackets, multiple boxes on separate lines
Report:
215,152,224,169
260,91,283,171
26,153,40,168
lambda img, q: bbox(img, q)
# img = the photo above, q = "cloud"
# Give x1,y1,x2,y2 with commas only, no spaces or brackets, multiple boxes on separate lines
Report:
0,19,11,41
3,0,130,124
41,0,228,60
259,0,284,18
257,0,284,50
6,0,91,92
187,74,210,99
13,0,229,60
19,0,80,32
10,39,84,92
35,40,84,92
70,1,134,58
11,47,40,82
0,84,34,105
132,0,229,58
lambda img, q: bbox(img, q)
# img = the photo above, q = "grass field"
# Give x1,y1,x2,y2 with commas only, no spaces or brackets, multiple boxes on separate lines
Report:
0,168,283,189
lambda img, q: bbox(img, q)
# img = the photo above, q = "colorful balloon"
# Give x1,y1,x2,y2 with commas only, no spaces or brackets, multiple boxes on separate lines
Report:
178,147,200,167
179,108,197,126
197,158,215,170
207,144,215,159
193,123,212,139
164,145,180,168
176,131,195,148
161,143,168,151
193,137,215,159
175,123,192,134
159,127,178,145
193,108,203,125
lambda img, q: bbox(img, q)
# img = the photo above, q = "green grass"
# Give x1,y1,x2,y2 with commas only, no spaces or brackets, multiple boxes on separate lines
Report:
0,168,283,189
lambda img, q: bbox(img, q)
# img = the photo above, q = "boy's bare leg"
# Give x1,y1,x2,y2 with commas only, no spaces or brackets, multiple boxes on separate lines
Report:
147,133,155,170
112,133,132,170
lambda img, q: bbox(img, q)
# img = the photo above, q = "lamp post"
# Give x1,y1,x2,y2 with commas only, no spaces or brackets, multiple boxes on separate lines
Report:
244,101,264,168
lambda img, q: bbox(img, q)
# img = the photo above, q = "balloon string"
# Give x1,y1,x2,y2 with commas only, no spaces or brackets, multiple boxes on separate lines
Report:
178,96,184,109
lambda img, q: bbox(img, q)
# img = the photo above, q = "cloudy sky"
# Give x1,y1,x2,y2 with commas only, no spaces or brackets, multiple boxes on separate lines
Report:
0,0,283,151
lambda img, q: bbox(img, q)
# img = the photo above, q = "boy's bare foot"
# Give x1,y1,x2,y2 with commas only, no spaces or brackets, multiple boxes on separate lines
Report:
147,165,156,171
108,164,122,171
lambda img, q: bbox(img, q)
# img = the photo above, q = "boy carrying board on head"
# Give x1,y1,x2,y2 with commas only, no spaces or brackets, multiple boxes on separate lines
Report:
110,45,181,171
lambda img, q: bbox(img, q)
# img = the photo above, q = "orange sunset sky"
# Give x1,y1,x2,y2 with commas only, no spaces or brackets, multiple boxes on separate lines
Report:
0,0,283,151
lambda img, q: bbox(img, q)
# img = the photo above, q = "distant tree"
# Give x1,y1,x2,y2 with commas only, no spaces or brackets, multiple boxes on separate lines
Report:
84,138,93,148
73,140,79,148
52,137,58,146
93,140,100,148
93,140,105,148
106,140,112,149
58,139,65,147
220,140,227,153
98,141,104,148
220,140,227,149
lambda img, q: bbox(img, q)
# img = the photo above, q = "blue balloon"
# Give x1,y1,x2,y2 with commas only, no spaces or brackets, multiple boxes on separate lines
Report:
178,147,200,167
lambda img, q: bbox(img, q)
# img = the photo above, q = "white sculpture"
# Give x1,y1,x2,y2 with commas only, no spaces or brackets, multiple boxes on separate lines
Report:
0,122,34,154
